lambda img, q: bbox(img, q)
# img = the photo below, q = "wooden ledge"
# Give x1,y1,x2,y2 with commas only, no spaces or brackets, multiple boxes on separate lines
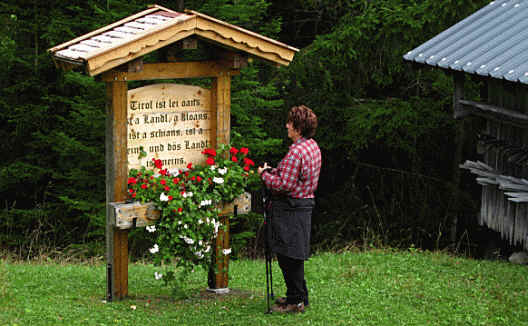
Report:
109,192,251,230
456,99,528,127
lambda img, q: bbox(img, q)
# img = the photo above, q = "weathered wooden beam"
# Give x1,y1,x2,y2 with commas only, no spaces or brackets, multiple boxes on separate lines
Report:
109,193,251,230
182,37,198,50
105,79,129,301
101,61,239,81
109,202,160,229
459,99,528,126
452,72,470,119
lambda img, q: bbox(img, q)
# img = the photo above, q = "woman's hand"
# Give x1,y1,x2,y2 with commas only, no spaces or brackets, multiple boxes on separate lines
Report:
258,162,271,175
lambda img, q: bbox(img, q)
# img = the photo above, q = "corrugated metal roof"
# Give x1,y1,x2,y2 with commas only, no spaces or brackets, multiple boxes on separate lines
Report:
404,0,528,85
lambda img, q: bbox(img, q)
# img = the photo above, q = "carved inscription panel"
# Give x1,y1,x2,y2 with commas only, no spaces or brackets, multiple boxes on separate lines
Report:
127,83,212,170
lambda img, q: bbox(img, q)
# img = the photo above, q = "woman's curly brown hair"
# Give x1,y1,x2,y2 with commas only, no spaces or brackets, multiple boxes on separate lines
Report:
287,105,318,138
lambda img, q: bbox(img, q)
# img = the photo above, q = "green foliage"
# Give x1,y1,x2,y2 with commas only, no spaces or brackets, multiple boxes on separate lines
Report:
0,0,495,257
127,144,260,292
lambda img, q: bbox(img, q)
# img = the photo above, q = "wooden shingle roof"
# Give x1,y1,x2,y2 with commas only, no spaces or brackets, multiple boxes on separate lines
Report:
48,4,298,76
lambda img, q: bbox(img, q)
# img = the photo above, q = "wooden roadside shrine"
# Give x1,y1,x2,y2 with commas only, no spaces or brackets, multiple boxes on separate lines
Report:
48,4,298,300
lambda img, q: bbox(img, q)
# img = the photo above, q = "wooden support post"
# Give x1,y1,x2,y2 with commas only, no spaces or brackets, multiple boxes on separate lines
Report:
451,72,465,245
105,78,129,301
211,71,231,290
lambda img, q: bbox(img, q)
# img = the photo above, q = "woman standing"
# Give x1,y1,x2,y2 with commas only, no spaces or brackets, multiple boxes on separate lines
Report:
258,105,321,314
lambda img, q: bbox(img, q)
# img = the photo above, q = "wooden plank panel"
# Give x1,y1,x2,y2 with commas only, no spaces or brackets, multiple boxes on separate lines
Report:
195,30,290,66
194,15,297,62
101,62,238,81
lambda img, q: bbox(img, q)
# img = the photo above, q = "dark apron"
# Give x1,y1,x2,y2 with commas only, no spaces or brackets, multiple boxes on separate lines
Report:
269,196,315,260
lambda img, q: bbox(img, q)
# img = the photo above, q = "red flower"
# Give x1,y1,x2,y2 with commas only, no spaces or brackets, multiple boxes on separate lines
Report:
153,159,163,169
202,148,217,157
243,157,255,166
178,207,183,213
231,156,238,163
187,163,193,169
164,186,170,192
168,195,173,201
141,184,147,189
185,172,189,177
128,188,134,194
240,147,249,155
132,193,136,198
173,177,180,184
160,169,167,176
243,165,250,172
127,177,137,185
181,191,185,195
206,157,215,165
190,176,196,181
230,147,239,155
160,179,167,185
196,176,202,182
150,176,154,180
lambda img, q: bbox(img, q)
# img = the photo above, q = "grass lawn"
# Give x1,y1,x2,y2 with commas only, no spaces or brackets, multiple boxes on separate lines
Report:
1,249,527,325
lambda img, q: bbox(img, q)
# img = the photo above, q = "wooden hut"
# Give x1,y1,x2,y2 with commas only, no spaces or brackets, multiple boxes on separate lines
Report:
404,0,528,250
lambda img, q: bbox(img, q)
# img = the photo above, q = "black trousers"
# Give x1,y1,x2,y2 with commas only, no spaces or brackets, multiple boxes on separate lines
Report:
277,253,309,305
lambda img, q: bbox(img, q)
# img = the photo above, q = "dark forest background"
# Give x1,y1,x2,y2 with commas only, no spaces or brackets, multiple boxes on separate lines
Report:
1,0,509,260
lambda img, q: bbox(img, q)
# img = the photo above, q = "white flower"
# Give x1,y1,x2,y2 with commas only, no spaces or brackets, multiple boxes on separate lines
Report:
210,165,216,171
218,167,228,175
195,251,204,259
199,199,212,207
178,220,182,225
198,240,203,246
146,225,156,233
204,245,211,253
184,236,194,245
149,244,159,254
213,220,221,235
168,169,180,176
154,271,163,280
213,177,224,184
222,248,232,255
159,193,169,202
184,224,188,229
182,191,193,198
198,219,203,224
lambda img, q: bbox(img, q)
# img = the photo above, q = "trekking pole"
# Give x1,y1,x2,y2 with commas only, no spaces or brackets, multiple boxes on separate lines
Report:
263,189,274,313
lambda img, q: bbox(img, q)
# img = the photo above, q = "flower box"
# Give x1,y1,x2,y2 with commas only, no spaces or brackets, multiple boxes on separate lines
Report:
110,192,251,230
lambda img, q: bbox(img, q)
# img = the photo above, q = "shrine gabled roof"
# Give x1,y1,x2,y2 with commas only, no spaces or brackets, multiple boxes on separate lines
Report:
403,0,528,85
48,5,299,76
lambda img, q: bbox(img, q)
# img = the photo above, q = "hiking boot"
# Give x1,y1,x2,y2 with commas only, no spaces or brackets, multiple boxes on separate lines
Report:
275,297,309,307
271,302,305,314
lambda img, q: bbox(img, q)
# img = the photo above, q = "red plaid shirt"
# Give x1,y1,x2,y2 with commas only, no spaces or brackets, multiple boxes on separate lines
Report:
262,138,321,199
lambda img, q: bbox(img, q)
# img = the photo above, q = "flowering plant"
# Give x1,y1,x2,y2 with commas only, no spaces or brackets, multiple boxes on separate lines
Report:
127,144,260,291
